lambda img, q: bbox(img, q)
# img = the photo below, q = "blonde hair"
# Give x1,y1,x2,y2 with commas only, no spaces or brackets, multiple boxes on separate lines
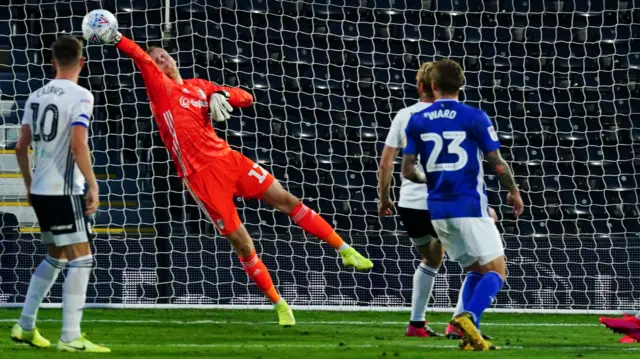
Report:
416,61,435,100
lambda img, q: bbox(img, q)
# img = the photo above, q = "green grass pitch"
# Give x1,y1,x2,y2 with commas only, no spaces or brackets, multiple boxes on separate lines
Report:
0,309,637,358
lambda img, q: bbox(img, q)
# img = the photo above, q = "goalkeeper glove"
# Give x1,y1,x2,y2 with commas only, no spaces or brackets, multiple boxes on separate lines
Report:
209,90,233,122
95,28,122,45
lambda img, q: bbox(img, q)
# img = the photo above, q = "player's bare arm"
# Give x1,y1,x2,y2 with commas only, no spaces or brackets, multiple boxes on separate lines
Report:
486,149,524,216
15,125,33,204
70,125,99,216
401,153,426,184
377,145,400,216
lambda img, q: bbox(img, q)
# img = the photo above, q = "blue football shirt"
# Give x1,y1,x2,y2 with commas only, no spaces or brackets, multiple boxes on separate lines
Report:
404,99,501,220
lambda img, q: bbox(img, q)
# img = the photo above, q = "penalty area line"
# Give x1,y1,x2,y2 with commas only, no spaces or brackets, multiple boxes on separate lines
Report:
0,318,599,327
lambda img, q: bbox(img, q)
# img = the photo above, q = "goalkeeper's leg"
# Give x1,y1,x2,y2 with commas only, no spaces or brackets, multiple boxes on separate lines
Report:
184,156,294,326
225,224,295,326
261,180,373,271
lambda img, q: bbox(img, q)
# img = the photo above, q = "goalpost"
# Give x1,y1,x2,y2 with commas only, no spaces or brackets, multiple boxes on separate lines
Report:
0,0,638,314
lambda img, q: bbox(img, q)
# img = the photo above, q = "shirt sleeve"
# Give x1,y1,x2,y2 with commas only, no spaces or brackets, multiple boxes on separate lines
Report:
70,92,94,128
195,79,254,108
403,116,419,155
21,98,32,125
384,111,404,149
115,36,167,103
470,111,501,154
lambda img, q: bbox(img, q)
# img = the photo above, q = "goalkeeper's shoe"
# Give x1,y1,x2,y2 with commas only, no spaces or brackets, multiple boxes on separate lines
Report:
10,324,50,348
275,301,296,327
340,248,373,271
57,334,111,353
405,323,442,337
450,313,491,351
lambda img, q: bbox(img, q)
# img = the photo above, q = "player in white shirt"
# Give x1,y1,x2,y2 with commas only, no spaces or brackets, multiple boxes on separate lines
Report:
9,35,109,353
378,62,443,337
378,62,497,339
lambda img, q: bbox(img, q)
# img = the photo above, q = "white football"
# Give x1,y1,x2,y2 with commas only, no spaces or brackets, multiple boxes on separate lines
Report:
82,9,118,44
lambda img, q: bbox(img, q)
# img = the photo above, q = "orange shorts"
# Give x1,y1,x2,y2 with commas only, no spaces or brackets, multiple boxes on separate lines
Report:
185,150,275,235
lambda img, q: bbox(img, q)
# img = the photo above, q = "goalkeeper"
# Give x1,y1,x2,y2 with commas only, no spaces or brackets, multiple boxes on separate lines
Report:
96,27,372,325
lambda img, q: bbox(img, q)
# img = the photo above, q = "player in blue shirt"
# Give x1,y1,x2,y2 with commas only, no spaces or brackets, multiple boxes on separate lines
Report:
402,59,524,351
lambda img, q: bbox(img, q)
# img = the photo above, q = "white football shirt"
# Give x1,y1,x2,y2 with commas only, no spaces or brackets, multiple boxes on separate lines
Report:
384,101,432,211
21,79,94,196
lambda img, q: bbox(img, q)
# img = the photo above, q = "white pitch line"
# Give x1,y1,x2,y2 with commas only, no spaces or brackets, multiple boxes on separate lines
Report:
0,318,599,327
42,342,640,351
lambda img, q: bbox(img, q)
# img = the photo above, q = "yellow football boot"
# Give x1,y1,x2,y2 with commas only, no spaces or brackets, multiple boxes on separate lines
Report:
10,323,50,348
450,313,492,351
340,248,373,271
275,300,296,327
57,334,111,353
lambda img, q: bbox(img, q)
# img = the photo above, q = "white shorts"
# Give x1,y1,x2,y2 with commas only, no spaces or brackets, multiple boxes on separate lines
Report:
431,217,504,268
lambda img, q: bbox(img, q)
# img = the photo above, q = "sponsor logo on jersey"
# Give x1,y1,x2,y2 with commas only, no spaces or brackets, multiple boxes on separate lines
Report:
179,96,209,109
51,224,73,231
487,126,499,142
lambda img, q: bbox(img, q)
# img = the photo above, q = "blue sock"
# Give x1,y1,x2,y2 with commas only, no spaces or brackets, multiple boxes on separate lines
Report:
464,271,504,327
460,272,483,315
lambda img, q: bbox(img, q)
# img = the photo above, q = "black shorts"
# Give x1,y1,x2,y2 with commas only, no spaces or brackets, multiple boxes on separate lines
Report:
397,206,438,242
30,194,90,246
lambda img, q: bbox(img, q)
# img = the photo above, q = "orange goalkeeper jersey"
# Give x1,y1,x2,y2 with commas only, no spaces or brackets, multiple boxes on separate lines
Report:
115,36,254,177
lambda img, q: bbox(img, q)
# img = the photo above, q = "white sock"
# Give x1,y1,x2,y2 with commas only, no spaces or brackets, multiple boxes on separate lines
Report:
19,256,67,330
410,263,437,322
338,243,351,252
61,255,93,343
452,276,468,319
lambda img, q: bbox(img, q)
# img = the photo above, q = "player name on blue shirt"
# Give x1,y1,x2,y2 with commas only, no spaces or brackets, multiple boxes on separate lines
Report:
404,99,501,220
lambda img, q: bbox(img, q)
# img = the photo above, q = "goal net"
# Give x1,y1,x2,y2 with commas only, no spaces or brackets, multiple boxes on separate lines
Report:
1,0,639,313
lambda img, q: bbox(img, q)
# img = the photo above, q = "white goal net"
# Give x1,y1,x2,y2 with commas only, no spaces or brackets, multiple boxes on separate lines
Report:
0,0,639,313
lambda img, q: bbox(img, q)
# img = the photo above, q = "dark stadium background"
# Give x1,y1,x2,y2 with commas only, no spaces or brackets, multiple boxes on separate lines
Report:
0,0,639,312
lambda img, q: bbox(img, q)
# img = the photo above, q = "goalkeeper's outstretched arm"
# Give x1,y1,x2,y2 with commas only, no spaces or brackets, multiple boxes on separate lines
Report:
188,78,254,122
191,78,254,109
113,35,168,103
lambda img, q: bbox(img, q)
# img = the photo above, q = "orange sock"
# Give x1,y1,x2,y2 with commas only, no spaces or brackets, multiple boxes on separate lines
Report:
289,202,347,250
239,250,281,304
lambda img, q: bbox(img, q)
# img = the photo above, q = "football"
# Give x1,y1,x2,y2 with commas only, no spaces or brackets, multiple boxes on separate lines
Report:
82,9,118,44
